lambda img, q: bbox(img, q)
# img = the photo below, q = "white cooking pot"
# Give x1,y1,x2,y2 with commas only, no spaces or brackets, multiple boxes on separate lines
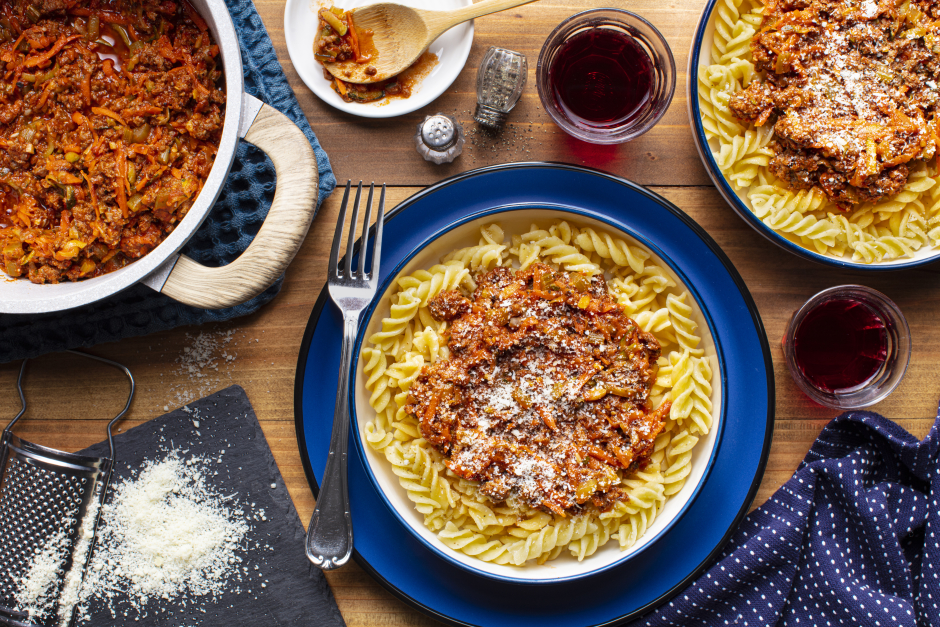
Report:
0,0,320,314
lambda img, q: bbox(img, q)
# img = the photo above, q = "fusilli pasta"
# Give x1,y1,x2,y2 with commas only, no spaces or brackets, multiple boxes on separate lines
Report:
360,221,717,567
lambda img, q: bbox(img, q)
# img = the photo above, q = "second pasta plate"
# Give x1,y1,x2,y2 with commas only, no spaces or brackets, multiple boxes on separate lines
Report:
690,0,940,269
351,206,724,583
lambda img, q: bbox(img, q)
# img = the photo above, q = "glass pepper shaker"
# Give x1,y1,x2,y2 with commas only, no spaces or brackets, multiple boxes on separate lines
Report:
474,46,528,129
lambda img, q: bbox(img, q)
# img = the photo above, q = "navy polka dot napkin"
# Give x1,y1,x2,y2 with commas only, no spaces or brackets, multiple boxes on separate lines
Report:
634,408,940,627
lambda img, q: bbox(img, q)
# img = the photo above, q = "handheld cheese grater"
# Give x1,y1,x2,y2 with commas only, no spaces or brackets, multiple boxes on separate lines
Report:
0,351,134,627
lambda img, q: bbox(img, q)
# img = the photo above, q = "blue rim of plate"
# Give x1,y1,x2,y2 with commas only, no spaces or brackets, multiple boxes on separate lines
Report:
687,0,938,271
349,202,728,585
294,162,774,627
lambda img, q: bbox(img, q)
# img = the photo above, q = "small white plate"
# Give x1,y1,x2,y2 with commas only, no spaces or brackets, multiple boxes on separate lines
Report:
283,0,474,118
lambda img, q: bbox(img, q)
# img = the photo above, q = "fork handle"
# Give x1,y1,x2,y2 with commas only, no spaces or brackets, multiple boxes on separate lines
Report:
305,310,358,570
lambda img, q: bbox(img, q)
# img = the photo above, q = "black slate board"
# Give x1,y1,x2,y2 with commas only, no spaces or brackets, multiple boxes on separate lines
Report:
78,385,345,627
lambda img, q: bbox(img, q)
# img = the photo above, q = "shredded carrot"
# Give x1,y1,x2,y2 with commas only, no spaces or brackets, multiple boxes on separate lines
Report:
35,80,55,111
123,105,162,117
82,173,100,220
182,0,209,32
24,34,81,68
51,171,83,185
10,31,26,53
334,77,348,96
424,393,440,423
156,35,179,63
101,58,116,78
116,145,130,195
541,500,566,517
184,63,210,96
91,106,127,126
346,11,361,62
115,171,128,219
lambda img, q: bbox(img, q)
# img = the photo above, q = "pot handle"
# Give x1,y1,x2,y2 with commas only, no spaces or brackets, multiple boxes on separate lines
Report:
156,97,319,309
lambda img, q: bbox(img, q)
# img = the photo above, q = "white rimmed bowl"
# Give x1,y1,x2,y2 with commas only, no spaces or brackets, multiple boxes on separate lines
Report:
688,0,940,270
350,206,724,583
284,0,473,118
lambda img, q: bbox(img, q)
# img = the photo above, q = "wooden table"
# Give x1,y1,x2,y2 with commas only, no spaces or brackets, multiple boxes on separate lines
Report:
2,1,939,625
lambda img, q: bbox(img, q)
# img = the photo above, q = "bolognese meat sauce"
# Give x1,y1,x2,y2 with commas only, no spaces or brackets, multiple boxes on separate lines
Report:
0,0,225,283
729,0,940,207
405,263,670,516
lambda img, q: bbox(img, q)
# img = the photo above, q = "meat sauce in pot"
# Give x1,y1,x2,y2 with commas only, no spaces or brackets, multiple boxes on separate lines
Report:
0,0,225,284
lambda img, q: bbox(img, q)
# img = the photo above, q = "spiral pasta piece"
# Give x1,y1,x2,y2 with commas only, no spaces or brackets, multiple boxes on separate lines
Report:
663,428,700,496
666,292,704,357
384,442,454,516
761,206,841,249
711,0,751,64
524,233,599,275
568,518,617,561
851,236,923,263
616,503,662,550
698,66,748,144
396,262,471,307
715,126,774,191
368,289,421,354
439,523,515,564
573,228,650,273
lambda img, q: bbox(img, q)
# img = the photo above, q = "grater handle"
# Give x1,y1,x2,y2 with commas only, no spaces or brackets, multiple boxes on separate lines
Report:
2,360,27,434
4,351,135,462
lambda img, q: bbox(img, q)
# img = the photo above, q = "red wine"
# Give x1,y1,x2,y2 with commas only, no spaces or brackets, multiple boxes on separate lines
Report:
793,298,888,392
549,28,653,127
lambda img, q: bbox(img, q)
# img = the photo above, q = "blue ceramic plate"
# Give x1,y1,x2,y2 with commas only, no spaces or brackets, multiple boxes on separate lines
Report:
295,163,774,625
688,0,939,270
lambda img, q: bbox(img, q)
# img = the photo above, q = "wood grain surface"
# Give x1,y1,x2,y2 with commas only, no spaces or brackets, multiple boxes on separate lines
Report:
1,1,938,625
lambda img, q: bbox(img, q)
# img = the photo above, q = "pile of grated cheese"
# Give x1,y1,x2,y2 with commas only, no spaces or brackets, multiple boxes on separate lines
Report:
74,451,250,621
13,529,69,620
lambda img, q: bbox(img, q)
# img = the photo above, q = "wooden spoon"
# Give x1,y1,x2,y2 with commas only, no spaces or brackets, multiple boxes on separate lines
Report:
323,0,540,84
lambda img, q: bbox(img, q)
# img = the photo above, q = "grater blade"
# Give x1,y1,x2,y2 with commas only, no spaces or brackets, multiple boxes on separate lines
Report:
0,351,134,627
0,439,109,627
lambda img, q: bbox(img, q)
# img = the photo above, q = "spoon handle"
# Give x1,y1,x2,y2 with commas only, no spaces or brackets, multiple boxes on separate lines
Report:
424,0,541,35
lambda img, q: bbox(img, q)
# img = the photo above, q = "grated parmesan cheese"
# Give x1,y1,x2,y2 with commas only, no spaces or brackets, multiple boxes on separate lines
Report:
14,529,69,620
73,451,250,622
165,330,241,408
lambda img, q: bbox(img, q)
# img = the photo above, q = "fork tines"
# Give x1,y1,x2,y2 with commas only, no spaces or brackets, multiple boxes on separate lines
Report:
328,180,385,282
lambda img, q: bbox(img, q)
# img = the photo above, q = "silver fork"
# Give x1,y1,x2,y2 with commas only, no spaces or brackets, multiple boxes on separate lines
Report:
306,180,385,570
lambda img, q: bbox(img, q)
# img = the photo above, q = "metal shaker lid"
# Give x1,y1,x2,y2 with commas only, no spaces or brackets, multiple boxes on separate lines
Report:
415,114,464,164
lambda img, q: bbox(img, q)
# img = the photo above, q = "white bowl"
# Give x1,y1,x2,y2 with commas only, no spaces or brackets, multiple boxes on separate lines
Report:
283,0,473,118
352,207,724,583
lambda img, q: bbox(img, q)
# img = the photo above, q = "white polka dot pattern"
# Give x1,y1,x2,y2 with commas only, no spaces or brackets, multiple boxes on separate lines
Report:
631,409,940,626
